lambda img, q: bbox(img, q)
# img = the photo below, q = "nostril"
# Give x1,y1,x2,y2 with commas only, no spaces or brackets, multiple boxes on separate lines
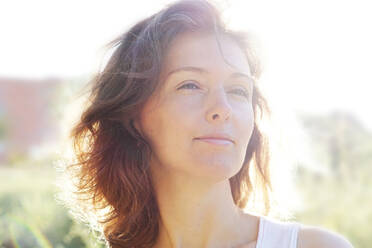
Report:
212,114,219,120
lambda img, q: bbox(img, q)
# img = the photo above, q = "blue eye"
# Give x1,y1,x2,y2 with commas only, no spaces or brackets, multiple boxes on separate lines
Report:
177,81,199,90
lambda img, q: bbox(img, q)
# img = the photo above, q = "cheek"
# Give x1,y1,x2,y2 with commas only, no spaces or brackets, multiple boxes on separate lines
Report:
140,95,199,155
234,104,255,147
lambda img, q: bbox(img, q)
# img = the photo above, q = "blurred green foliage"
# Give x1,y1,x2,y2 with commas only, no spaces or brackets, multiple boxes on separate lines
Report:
0,164,105,248
0,112,8,140
294,111,372,248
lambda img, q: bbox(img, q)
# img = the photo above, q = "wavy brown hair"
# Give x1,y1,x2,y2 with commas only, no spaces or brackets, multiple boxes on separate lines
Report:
64,0,273,247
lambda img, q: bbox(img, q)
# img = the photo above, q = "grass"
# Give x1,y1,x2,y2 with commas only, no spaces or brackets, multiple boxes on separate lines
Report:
0,164,104,248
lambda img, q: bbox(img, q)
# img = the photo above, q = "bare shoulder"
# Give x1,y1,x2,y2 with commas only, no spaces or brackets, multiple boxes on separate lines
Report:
297,224,354,248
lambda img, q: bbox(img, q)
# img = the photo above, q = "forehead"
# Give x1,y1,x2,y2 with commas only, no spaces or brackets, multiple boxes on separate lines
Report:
161,31,252,76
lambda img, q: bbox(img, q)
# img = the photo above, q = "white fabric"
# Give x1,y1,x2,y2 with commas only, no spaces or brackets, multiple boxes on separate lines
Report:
256,216,302,248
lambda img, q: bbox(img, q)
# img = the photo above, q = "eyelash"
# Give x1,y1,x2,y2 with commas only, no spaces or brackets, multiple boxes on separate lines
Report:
177,82,199,90
177,81,250,98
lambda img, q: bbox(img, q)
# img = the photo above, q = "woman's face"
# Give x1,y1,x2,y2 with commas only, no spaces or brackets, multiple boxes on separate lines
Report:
137,31,255,182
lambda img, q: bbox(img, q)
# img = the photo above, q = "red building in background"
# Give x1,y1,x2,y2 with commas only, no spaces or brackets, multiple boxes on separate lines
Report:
0,77,62,165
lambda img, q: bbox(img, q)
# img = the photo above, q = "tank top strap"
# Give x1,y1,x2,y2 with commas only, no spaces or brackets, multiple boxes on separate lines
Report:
256,216,302,248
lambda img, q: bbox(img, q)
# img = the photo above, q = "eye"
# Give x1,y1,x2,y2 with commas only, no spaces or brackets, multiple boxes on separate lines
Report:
177,81,200,90
230,88,249,98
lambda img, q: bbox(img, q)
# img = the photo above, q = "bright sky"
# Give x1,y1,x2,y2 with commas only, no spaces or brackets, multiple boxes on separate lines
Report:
1,0,371,130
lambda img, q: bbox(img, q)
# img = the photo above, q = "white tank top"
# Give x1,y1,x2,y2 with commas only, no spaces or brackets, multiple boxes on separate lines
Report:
255,216,302,248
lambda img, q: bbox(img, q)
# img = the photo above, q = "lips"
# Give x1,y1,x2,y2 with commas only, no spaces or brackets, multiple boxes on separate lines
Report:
194,134,235,145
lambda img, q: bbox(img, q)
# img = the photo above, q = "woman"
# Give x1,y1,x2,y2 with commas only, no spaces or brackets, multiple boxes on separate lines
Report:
64,0,353,247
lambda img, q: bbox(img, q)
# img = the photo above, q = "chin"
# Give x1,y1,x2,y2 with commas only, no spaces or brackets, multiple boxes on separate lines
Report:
189,158,243,182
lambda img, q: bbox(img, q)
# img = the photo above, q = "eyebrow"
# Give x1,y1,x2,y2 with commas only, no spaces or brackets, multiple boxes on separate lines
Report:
165,66,254,84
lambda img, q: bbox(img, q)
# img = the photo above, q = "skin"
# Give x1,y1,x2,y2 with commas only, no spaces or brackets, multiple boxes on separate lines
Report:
134,31,353,248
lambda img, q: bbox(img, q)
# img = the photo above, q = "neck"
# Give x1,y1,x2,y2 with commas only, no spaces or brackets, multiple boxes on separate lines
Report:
150,167,258,248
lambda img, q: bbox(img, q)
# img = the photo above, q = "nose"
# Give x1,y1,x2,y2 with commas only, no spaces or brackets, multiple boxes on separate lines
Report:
205,87,232,124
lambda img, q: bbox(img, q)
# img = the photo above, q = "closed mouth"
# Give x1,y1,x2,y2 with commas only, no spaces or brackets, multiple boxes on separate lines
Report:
194,137,234,145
